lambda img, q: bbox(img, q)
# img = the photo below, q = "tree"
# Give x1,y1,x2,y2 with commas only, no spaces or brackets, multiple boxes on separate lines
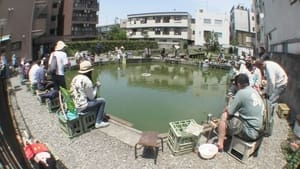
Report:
204,31,220,54
106,25,127,40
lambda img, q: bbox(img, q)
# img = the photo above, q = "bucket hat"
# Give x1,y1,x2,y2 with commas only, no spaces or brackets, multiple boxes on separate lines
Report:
55,41,67,51
78,61,93,73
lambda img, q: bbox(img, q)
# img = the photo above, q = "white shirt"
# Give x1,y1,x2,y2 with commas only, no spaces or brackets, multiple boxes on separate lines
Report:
28,64,40,84
264,61,288,94
70,74,97,110
48,51,69,75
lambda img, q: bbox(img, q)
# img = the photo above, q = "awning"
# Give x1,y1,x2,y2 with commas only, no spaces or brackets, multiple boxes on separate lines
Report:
0,34,11,42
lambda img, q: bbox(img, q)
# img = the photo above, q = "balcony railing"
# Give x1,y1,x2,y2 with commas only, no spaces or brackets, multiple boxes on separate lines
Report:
72,16,98,22
73,3,99,11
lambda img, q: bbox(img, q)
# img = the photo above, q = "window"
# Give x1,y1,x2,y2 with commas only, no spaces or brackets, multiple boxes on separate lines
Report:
163,28,170,35
252,27,255,32
154,28,161,35
51,16,56,21
50,29,55,35
216,32,222,38
214,19,223,24
155,17,161,23
141,18,147,24
174,16,181,20
174,28,181,35
131,29,137,35
203,18,211,24
163,16,170,23
52,3,58,8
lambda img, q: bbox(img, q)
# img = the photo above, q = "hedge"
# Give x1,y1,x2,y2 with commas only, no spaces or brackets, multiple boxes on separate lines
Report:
65,40,158,56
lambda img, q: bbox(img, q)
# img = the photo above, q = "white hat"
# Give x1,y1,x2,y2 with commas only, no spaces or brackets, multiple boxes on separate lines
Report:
240,56,245,60
55,41,67,51
78,61,93,73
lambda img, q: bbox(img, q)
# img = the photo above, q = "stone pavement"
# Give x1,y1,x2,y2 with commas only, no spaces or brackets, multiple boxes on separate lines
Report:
9,75,289,169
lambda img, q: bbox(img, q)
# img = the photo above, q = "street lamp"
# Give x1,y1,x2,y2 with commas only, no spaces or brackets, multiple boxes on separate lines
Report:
0,18,8,50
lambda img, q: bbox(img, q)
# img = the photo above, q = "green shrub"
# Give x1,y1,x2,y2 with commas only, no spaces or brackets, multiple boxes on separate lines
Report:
65,40,158,56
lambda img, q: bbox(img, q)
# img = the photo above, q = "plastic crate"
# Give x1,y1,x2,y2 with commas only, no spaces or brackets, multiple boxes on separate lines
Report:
277,103,290,118
80,111,97,132
57,113,84,138
167,119,198,155
46,97,60,113
30,84,37,95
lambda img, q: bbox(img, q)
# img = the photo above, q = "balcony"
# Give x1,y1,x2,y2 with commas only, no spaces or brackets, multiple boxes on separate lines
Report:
72,16,98,24
126,19,189,29
73,3,99,11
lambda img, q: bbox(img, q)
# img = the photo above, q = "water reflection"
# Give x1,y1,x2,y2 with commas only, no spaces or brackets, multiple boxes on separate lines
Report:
99,63,229,95
65,62,230,132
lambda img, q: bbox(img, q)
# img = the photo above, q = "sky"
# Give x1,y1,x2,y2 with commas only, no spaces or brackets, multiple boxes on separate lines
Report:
98,0,252,26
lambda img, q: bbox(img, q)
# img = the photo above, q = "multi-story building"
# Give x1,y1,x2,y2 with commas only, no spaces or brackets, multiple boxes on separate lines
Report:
0,0,99,61
63,0,98,40
252,0,265,53
124,12,193,48
230,5,256,55
194,9,230,47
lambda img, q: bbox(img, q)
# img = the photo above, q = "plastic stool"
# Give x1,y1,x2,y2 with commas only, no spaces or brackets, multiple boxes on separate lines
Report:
228,136,263,162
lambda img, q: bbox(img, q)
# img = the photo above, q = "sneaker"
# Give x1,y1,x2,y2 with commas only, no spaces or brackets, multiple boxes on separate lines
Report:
95,122,109,128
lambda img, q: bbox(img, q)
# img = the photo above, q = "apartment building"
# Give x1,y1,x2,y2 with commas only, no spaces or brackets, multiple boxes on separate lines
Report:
63,0,98,40
124,12,193,48
230,5,256,51
0,0,99,61
194,9,230,47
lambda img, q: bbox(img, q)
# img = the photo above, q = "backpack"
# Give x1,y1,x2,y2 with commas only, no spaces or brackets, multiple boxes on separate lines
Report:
47,55,57,75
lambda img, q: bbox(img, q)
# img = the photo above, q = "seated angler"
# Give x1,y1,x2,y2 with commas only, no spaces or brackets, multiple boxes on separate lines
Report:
28,60,40,89
36,61,54,92
70,61,109,128
217,73,264,150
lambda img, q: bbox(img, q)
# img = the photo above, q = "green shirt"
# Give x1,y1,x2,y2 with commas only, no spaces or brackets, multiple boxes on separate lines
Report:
229,86,264,139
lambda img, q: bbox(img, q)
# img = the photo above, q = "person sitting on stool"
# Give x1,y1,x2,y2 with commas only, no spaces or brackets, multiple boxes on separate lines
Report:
70,61,109,128
217,73,264,150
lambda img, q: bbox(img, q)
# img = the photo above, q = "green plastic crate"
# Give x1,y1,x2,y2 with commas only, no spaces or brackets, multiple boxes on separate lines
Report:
46,97,60,113
80,111,97,132
167,119,198,155
57,113,84,138
169,119,197,137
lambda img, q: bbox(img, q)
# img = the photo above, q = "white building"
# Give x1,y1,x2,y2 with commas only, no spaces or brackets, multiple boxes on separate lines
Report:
230,5,256,54
124,12,193,48
194,9,230,47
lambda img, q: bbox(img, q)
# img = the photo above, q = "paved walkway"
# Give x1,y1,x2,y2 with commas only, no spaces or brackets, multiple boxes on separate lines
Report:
9,75,289,169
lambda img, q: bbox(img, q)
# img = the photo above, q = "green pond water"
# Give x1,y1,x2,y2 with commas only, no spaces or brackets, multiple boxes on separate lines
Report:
65,62,230,133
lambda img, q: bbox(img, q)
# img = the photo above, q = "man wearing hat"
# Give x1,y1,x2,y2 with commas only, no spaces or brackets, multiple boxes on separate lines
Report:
70,61,109,128
48,40,69,90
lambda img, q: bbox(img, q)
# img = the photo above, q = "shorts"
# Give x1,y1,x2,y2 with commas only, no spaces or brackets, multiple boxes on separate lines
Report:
227,116,256,142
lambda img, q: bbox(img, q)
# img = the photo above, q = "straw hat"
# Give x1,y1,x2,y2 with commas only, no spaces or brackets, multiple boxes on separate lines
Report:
78,61,93,73
55,41,67,51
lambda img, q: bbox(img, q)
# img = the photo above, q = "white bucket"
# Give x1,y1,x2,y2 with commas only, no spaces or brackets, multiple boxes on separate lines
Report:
293,120,300,138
